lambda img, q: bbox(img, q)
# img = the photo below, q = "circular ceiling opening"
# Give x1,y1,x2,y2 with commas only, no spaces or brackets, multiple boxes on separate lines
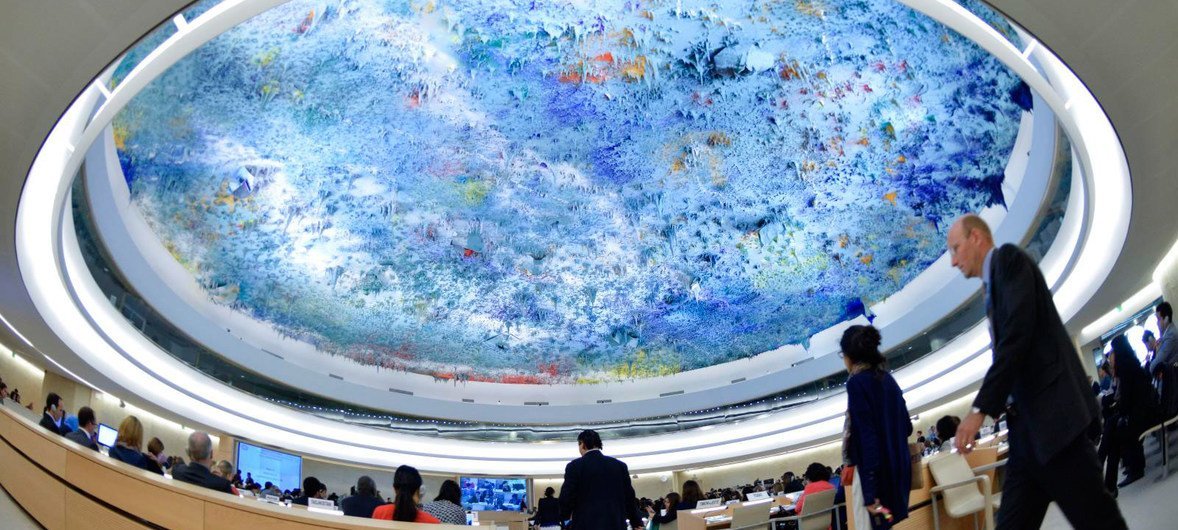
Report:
111,0,1026,385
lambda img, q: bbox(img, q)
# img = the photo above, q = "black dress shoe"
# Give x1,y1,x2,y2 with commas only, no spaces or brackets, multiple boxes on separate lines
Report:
1117,474,1143,488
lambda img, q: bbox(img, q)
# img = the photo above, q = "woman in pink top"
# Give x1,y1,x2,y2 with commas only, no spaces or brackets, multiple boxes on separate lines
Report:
794,462,835,514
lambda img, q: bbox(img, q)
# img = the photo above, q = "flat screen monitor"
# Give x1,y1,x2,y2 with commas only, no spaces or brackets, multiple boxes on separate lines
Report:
236,441,302,491
96,423,117,447
460,477,528,512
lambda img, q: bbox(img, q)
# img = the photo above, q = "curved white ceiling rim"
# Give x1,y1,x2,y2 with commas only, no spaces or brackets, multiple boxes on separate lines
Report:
16,0,1129,474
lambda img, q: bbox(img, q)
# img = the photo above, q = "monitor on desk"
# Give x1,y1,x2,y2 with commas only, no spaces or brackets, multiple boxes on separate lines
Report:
96,423,117,447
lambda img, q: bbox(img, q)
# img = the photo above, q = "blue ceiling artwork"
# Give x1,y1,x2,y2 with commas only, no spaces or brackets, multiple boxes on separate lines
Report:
113,0,1027,384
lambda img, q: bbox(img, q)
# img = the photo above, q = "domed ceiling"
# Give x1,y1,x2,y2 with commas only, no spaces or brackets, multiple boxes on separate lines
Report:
111,0,1026,385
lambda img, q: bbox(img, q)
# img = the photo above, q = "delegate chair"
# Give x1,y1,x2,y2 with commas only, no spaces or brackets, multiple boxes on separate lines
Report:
927,452,997,530
773,489,839,530
731,502,772,529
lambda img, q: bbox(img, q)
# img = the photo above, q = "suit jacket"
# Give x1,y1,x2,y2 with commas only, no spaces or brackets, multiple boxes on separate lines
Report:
531,496,562,526
340,494,386,518
39,413,68,436
973,244,1099,464
171,462,234,494
64,428,98,450
1150,325,1178,374
559,450,643,530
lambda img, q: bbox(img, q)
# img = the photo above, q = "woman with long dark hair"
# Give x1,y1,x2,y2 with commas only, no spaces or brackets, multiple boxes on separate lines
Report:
422,479,466,524
1104,334,1155,491
372,465,441,523
645,491,681,526
840,325,912,529
679,480,704,509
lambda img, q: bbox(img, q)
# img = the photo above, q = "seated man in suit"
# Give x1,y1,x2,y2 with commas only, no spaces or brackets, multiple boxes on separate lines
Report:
38,392,69,435
341,475,386,518
64,406,99,451
171,431,234,494
292,476,328,506
559,429,644,530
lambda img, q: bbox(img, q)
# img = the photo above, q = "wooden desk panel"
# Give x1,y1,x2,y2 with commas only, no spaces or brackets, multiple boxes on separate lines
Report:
65,489,150,530
65,450,204,530
0,408,68,475
0,437,66,530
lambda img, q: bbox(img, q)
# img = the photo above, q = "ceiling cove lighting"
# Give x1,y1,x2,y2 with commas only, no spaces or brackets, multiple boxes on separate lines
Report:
13,0,1128,474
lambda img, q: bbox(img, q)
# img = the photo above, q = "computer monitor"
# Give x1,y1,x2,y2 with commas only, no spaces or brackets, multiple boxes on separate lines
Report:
459,477,528,511
236,441,303,491
96,423,117,447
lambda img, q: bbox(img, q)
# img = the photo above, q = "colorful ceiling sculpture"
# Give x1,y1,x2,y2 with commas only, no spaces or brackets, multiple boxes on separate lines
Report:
113,0,1027,384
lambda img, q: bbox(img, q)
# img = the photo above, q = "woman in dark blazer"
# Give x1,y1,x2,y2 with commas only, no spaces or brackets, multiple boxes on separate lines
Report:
840,325,912,529
1105,334,1155,491
531,487,562,529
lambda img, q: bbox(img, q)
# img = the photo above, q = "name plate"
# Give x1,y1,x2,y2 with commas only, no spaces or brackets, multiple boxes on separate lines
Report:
696,498,723,509
263,495,283,504
746,491,770,501
308,498,337,510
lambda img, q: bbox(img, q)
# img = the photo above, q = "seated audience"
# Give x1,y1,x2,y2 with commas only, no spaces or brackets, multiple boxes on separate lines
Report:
645,491,681,525
38,392,69,435
0,381,8,401
422,479,466,524
341,475,384,518
261,481,282,497
64,406,99,450
372,465,441,523
680,479,705,509
172,431,234,494
144,437,165,474
9,387,22,404
292,477,327,506
531,486,562,529
781,471,804,494
794,463,835,513
212,460,240,495
108,416,163,475
935,415,960,452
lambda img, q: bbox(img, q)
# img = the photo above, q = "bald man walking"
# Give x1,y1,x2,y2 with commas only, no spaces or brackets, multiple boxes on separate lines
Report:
947,214,1125,529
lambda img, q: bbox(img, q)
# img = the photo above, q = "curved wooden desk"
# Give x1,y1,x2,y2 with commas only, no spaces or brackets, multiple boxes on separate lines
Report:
0,402,466,530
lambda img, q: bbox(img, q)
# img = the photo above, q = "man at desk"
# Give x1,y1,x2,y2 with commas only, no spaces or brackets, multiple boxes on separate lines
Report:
559,429,644,530
947,214,1126,529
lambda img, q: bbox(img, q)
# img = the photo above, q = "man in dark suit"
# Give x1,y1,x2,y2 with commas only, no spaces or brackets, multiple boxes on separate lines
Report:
341,476,386,518
948,214,1126,529
64,406,99,451
171,431,234,494
38,392,69,435
559,430,644,530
